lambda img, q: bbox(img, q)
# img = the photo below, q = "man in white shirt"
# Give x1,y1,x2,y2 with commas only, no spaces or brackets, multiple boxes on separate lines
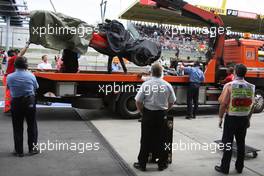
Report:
134,63,176,171
37,55,52,70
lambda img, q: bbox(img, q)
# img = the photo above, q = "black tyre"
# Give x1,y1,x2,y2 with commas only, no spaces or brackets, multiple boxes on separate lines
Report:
117,92,140,119
254,89,264,113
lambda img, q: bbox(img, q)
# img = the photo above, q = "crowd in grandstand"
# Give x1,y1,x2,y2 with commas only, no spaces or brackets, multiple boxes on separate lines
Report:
134,23,209,53
134,23,264,60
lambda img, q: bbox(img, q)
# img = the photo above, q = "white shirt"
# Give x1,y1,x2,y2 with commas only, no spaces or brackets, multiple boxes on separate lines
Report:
37,62,52,69
135,77,176,110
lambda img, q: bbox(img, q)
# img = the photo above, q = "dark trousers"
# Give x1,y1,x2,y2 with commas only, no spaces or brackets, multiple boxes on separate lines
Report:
138,108,167,167
221,115,248,173
187,83,200,117
11,96,38,154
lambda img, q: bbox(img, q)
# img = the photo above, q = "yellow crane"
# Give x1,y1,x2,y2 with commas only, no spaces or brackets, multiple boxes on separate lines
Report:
221,0,227,10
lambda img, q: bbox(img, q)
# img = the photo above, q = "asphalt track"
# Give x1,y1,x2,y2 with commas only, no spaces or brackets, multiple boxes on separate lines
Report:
0,107,136,176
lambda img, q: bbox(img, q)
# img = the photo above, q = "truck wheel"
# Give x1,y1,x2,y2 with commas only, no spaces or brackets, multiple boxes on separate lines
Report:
117,92,140,119
254,90,264,113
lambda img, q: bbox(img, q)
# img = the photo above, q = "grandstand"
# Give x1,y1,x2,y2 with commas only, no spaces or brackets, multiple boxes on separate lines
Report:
120,0,264,34
132,22,264,62
120,0,264,62
133,22,209,61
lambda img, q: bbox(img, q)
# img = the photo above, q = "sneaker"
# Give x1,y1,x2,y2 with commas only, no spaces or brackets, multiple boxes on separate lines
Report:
158,164,168,171
214,165,228,174
185,116,192,120
12,152,24,157
29,149,40,156
236,167,243,174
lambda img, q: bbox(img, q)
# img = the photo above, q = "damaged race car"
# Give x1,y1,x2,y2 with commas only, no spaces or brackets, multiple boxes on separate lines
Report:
29,11,161,73
89,19,162,73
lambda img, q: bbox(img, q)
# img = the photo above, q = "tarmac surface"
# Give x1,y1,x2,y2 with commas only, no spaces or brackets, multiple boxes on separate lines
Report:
0,108,136,176
0,104,263,176
79,107,264,176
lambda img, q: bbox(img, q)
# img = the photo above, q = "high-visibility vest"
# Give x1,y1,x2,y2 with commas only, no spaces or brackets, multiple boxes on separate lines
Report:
228,79,255,116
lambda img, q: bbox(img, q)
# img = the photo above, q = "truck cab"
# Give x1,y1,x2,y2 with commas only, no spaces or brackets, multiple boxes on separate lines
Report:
223,39,264,68
221,39,264,113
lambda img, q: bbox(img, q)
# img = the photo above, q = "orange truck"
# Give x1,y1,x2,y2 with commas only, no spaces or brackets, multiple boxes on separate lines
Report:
33,0,264,118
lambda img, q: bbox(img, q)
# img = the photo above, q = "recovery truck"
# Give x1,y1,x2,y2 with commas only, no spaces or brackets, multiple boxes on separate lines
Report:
33,0,264,119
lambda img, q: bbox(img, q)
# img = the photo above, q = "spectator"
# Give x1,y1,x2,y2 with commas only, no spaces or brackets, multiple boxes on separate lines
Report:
175,46,180,59
180,61,205,119
220,67,234,84
60,49,79,73
7,56,39,157
112,60,121,72
134,63,176,171
215,64,255,174
1,50,7,74
0,49,4,75
3,43,30,113
54,55,63,71
37,55,52,70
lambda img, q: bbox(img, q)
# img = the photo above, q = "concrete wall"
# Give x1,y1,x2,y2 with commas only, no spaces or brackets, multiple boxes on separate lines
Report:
0,25,28,48
0,25,43,49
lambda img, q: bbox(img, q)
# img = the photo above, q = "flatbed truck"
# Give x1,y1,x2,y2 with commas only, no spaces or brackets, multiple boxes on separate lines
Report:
33,0,264,119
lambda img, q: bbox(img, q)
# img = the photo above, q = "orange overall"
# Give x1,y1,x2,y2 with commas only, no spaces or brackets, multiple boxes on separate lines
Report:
3,55,17,113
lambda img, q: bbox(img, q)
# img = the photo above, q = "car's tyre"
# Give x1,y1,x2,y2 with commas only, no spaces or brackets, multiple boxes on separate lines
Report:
254,89,264,113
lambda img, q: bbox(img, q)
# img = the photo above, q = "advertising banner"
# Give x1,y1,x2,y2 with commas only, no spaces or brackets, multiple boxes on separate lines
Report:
226,9,238,17
196,5,226,15
140,0,156,6
238,11,257,19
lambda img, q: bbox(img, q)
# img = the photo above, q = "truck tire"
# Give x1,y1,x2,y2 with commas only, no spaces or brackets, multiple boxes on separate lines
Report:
254,89,264,113
117,92,140,119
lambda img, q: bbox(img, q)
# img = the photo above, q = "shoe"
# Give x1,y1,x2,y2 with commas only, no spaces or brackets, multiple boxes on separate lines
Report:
185,116,192,119
29,149,40,156
236,168,243,174
192,115,196,119
133,162,146,171
215,165,228,174
12,152,24,157
158,164,168,171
